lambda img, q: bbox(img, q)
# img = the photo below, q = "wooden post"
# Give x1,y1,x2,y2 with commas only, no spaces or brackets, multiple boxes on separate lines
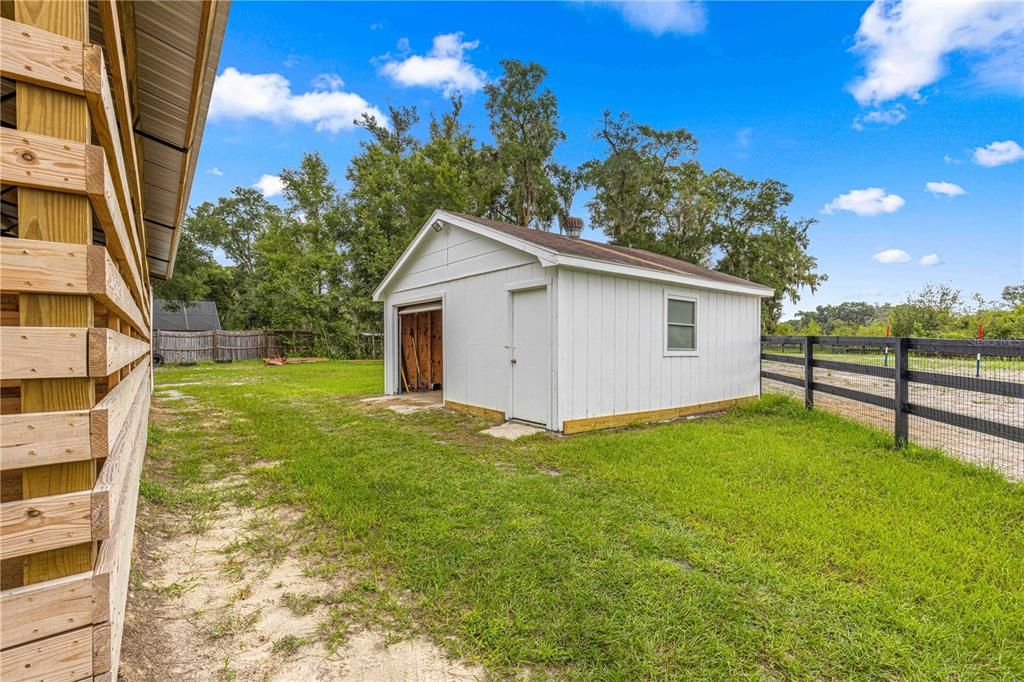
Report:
12,0,97,586
894,336,909,446
804,335,815,409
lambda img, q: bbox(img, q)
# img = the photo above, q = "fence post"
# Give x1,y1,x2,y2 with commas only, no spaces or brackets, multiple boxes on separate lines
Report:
212,329,220,362
894,336,909,446
804,335,815,409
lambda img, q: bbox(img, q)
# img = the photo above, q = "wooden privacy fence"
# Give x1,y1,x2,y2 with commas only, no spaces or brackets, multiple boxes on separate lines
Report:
153,329,316,364
760,335,1024,480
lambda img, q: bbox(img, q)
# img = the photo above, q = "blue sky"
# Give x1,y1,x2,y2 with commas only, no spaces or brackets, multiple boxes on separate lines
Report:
195,1,1024,317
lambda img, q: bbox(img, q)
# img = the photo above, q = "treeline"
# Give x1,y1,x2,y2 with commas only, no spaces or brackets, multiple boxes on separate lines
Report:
157,60,824,356
778,283,1024,339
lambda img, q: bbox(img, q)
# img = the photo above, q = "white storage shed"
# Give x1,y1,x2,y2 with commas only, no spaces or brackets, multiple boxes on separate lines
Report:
373,210,775,433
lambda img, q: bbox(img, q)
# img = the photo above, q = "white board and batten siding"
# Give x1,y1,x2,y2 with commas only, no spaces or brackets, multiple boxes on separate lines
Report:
377,211,770,432
381,224,555,424
555,269,761,425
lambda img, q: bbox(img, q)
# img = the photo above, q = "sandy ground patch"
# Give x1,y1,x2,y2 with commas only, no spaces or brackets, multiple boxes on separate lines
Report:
121,428,484,680
360,393,444,415
480,422,545,441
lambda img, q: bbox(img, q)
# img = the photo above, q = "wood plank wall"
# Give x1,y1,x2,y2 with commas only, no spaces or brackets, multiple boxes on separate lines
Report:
0,2,153,679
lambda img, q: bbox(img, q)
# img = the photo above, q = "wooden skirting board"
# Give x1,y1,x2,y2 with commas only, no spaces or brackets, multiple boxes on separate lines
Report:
444,400,505,423
562,396,757,434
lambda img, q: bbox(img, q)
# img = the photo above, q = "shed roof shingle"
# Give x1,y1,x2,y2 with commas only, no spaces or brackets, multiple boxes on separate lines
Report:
447,212,769,290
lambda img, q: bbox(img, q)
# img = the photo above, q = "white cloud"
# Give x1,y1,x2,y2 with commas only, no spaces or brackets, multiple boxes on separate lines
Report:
849,0,1024,106
210,67,386,133
607,1,707,36
925,180,966,197
369,22,384,31
873,248,912,264
920,253,941,266
312,73,344,90
379,33,486,95
943,154,962,165
823,187,906,216
852,104,907,130
207,167,224,176
972,139,1024,167
254,174,285,198
735,127,753,148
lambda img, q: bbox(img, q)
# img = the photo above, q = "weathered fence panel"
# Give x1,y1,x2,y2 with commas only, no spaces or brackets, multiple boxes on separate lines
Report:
760,336,1024,481
153,330,317,364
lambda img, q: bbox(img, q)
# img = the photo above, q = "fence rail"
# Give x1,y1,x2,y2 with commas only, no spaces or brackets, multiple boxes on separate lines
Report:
153,330,316,364
760,335,1024,481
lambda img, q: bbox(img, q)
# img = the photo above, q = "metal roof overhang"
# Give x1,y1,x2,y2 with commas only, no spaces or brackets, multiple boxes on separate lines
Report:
91,1,230,280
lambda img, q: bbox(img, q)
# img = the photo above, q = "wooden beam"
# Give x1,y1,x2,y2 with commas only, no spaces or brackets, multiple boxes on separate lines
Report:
0,129,147,314
0,127,91,193
0,16,85,95
84,44,146,284
0,15,148,288
90,358,149,464
0,570,95,648
0,489,107,560
92,389,148,680
0,410,92,470
95,0,144,246
87,327,149,377
0,238,148,336
444,400,504,423
562,396,757,434
0,326,90,379
92,365,148,535
0,625,93,682
89,244,148,338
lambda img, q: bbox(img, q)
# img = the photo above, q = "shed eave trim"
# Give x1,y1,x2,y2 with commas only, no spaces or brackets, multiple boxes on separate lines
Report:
555,255,775,297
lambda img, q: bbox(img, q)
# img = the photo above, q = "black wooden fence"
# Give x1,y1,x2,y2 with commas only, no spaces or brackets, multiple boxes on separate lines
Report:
761,336,1024,481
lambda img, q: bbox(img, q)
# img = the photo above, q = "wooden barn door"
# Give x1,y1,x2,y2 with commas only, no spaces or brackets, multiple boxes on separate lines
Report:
399,304,443,392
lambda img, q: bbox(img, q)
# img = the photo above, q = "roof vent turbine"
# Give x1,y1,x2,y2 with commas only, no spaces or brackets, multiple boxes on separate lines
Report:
562,216,584,239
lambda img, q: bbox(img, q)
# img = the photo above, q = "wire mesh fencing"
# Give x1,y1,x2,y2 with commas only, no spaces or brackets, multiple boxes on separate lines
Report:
760,336,1023,482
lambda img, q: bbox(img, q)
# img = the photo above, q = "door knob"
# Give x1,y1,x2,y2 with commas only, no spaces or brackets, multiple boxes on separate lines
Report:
511,358,517,365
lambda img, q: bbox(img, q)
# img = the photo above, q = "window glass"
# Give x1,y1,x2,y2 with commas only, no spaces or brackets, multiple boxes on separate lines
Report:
667,324,695,350
667,299,694,324
666,297,696,351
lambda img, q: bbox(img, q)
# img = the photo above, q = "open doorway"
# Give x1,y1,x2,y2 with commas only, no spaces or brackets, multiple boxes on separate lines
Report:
398,301,443,393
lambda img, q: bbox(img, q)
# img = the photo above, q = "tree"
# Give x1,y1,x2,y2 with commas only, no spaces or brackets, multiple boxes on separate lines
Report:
888,283,965,337
344,106,422,331
407,96,483,226
794,302,887,334
187,187,281,280
248,153,355,354
548,162,586,233
152,228,232,313
1002,283,1024,308
484,60,564,228
585,111,699,247
584,113,824,330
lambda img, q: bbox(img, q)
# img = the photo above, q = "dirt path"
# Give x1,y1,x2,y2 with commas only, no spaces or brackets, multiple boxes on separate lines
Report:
120,400,484,681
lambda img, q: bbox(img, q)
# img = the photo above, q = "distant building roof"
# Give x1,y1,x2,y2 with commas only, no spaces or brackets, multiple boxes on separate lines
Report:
153,300,222,331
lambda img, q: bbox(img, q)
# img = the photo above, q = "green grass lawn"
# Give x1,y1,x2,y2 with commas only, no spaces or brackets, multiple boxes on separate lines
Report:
147,360,1024,680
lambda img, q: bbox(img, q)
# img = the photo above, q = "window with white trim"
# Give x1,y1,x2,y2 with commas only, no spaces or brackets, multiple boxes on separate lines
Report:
665,296,697,353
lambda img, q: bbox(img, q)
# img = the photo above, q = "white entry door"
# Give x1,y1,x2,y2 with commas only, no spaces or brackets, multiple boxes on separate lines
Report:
510,287,550,425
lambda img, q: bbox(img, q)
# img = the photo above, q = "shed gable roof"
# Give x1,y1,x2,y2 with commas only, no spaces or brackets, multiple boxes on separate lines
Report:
374,210,775,300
